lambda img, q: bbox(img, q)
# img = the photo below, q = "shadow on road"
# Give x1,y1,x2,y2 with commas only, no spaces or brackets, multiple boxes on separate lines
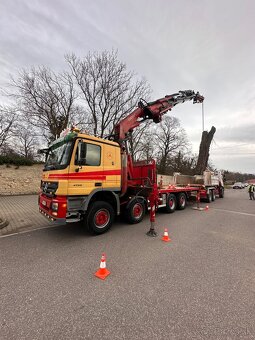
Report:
45,215,141,241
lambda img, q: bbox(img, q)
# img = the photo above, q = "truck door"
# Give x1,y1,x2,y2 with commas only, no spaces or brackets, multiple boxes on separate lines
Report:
68,139,103,196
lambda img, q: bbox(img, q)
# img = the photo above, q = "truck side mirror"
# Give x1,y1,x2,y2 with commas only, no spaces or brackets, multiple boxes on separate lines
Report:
77,142,87,166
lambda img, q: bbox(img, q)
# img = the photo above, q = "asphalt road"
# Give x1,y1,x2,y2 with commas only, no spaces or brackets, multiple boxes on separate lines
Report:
1,189,255,340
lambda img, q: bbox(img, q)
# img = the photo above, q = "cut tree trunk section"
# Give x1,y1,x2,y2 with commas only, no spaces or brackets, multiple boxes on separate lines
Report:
195,126,216,174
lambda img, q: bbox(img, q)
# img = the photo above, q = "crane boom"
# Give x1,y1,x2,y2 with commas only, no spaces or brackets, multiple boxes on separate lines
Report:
114,90,204,143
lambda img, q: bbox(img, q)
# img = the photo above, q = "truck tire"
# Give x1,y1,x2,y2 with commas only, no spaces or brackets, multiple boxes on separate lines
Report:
125,199,145,224
165,194,177,213
206,191,213,203
86,201,114,235
212,190,216,201
219,187,224,198
177,193,187,210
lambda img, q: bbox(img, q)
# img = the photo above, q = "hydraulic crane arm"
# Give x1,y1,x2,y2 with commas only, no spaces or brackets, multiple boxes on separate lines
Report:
114,90,204,143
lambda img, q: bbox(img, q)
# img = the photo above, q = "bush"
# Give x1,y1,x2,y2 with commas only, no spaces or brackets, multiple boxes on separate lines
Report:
0,155,34,166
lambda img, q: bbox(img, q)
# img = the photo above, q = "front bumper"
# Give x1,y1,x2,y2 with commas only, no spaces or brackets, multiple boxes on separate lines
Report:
39,194,67,222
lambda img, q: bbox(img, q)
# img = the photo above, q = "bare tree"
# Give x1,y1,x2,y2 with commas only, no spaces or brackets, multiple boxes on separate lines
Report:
130,125,156,161
167,151,197,175
9,67,80,142
154,116,189,174
0,106,17,151
66,50,151,138
128,122,153,161
13,123,39,159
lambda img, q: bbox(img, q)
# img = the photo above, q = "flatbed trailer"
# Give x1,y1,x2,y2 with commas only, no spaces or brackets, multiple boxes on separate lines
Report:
157,185,201,212
157,171,224,204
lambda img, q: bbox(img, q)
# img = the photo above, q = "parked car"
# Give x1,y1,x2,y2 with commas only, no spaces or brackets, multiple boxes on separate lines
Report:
232,182,244,189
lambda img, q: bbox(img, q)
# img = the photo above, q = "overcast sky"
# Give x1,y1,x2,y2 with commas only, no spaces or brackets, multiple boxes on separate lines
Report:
1,0,255,173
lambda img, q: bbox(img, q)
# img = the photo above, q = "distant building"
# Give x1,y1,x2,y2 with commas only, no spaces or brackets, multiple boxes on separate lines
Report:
247,179,255,184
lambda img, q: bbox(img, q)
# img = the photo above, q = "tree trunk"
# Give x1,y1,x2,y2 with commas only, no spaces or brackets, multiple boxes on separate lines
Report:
195,126,216,174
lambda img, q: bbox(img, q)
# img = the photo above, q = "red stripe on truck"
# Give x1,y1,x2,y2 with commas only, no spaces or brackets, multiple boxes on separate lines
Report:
48,169,121,180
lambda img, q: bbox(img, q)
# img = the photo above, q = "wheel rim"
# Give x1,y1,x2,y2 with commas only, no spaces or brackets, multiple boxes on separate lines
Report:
169,199,175,209
94,209,110,228
133,203,143,219
180,196,185,207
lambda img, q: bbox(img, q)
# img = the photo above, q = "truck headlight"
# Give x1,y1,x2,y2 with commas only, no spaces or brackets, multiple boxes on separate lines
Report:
51,202,58,211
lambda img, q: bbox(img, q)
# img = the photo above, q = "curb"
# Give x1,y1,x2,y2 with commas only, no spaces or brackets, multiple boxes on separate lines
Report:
0,193,38,197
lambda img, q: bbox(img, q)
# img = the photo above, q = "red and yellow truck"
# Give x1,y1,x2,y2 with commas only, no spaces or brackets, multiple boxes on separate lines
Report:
39,90,209,235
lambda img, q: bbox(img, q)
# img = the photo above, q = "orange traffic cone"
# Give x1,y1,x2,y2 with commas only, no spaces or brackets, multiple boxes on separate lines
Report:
161,228,171,242
95,253,111,280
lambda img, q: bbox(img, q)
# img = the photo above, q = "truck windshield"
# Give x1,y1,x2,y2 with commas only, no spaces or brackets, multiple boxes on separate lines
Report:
44,140,73,171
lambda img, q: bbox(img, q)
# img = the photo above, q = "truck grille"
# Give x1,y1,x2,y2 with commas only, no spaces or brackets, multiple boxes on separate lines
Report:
41,181,58,196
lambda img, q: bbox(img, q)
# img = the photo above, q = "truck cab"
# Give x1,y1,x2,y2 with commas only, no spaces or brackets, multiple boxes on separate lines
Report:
39,128,121,231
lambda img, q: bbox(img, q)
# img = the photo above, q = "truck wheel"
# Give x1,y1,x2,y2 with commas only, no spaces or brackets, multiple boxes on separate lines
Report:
177,193,187,210
125,199,145,224
206,191,212,203
86,201,114,235
212,190,216,201
219,187,224,198
165,194,177,213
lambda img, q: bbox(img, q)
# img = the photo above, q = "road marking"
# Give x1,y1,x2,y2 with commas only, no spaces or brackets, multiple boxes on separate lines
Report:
0,224,61,239
212,208,255,217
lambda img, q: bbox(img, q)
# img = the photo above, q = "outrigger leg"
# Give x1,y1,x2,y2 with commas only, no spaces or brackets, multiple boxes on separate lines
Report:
196,191,200,209
146,184,158,237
